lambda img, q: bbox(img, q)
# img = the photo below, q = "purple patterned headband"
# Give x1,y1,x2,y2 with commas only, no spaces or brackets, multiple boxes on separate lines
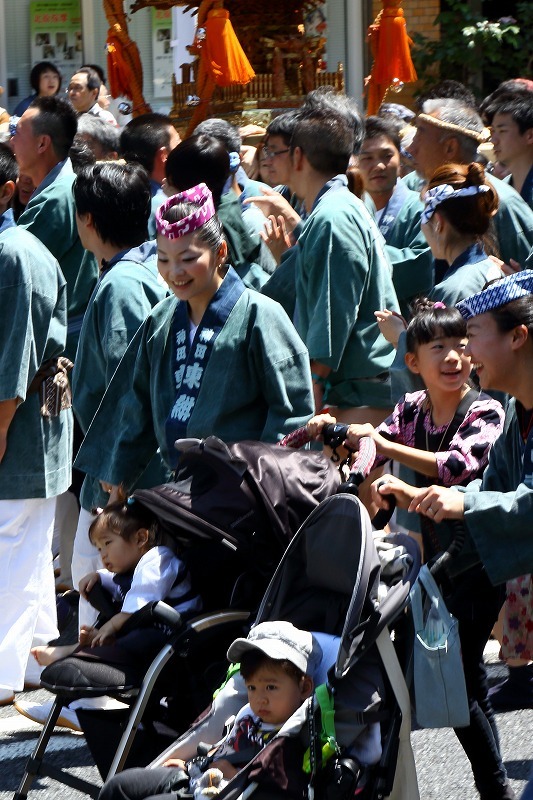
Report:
156,182,216,240
456,270,533,321
421,183,490,225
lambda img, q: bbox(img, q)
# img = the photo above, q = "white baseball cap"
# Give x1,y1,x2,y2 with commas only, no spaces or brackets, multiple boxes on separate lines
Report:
227,621,322,675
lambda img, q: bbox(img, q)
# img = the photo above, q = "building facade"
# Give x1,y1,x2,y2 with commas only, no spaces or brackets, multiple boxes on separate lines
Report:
0,0,440,117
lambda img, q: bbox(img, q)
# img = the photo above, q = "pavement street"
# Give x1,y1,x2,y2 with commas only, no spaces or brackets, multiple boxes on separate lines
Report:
0,641,531,800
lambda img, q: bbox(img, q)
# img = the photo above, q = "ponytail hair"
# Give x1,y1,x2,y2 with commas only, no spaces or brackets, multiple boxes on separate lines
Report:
89,498,160,547
425,162,499,253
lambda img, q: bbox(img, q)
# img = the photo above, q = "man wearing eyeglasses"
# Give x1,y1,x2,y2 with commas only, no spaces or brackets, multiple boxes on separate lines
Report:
67,67,118,127
259,95,399,428
260,112,305,220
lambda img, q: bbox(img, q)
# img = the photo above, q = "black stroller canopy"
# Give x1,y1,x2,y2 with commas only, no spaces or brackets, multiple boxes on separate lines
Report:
133,436,340,553
255,493,420,678
133,436,340,612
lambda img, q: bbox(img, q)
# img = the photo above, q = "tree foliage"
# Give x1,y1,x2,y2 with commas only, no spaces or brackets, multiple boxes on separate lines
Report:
412,0,533,96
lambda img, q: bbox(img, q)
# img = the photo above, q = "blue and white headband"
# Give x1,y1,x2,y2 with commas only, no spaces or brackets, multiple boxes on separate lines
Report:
229,151,240,173
456,270,533,321
421,183,491,225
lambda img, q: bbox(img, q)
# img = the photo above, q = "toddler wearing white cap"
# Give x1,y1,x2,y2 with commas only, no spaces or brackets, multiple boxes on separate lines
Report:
166,621,321,799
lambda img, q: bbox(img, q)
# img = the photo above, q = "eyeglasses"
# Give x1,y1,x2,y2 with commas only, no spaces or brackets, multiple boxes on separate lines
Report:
262,147,290,159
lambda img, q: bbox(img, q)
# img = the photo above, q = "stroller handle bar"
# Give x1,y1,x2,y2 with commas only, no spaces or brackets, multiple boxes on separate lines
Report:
279,422,396,529
279,422,377,483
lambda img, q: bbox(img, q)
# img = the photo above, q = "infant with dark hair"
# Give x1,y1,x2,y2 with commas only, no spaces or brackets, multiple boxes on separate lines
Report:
100,621,321,800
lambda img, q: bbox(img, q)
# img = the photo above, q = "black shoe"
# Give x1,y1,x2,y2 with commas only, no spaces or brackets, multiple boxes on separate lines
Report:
488,664,533,711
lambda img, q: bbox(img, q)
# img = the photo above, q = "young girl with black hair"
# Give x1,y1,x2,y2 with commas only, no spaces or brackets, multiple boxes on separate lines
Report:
308,300,511,800
309,300,504,513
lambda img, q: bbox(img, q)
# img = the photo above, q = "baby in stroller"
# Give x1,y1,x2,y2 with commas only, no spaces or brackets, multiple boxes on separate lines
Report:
33,499,201,666
16,499,202,729
99,621,321,800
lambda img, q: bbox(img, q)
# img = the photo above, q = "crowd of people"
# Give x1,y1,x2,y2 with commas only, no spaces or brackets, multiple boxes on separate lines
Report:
0,58,533,800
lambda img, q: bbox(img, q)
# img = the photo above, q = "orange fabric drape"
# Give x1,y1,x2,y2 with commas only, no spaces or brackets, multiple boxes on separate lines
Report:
185,1,255,136
202,8,255,87
366,1,417,115
106,34,134,98
103,0,151,116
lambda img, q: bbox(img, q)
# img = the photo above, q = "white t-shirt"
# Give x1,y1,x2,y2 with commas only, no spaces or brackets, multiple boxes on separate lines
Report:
98,544,200,615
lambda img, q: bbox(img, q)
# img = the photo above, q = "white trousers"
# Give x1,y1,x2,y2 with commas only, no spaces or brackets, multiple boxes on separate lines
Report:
71,506,101,631
0,497,59,691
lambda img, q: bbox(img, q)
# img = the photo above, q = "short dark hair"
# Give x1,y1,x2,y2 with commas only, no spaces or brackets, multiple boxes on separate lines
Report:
266,110,300,146
29,95,78,161
416,80,477,112
89,498,160,547
0,143,19,185
406,300,467,352
239,649,306,684
480,80,533,119
291,106,354,175
362,116,402,152
301,88,364,154
82,63,106,84
69,136,96,174
73,66,101,93
194,118,241,153
483,91,533,134
30,61,61,94
120,112,176,173
73,161,151,248
165,134,230,208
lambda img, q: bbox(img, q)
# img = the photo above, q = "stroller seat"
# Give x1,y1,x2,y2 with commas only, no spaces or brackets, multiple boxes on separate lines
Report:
190,493,421,800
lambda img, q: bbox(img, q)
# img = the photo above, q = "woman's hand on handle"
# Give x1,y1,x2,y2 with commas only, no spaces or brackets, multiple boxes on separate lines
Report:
408,485,465,523
371,475,418,510
306,412,337,440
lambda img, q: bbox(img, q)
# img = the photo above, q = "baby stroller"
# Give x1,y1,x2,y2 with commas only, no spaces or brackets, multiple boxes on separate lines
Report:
228,495,421,800
14,436,339,799
145,497,421,800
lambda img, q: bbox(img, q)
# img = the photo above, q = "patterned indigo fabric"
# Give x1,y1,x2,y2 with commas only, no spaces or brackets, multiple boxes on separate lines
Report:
456,270,533,320
421,184,490,225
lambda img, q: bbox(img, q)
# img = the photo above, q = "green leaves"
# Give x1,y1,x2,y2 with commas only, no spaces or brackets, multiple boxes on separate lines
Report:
411,1,532,97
